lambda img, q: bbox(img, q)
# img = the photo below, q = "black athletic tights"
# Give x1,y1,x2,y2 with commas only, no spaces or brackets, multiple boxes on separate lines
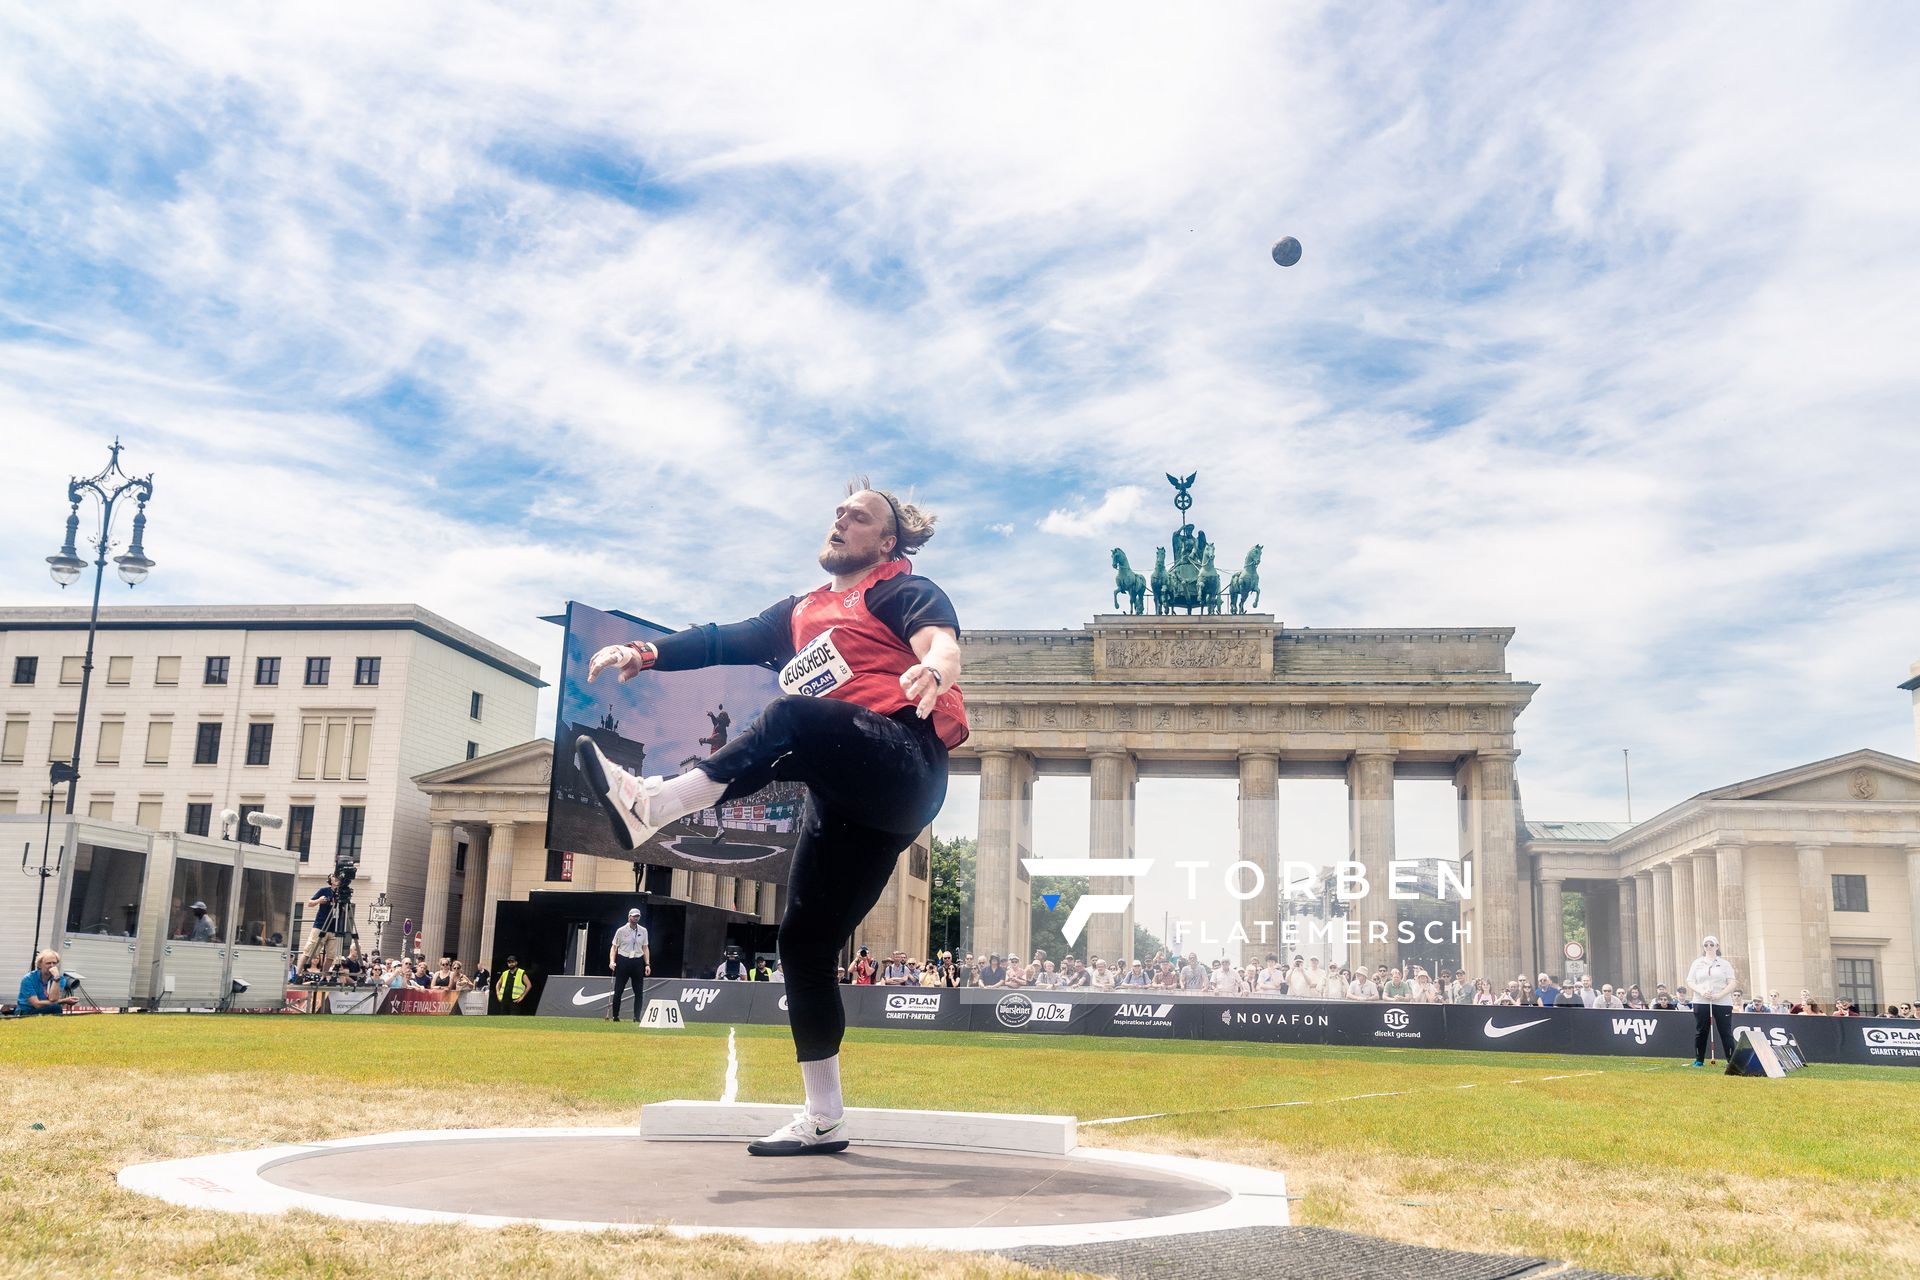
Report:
694,694,948,1062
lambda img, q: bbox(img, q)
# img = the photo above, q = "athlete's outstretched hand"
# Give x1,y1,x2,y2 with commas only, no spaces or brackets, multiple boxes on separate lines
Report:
587,642,653,684
901,664,943,717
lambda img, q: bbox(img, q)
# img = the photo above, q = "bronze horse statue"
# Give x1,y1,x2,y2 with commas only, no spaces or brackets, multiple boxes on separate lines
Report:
1228,544,1263,614
1149,547,1170,614
1110,548,1148,614
1198,544,1223,614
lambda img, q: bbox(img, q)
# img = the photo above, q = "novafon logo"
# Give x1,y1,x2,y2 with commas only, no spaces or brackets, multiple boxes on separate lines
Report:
680,986,724,1012
884,992,943,1021
1611,1016,1661,1045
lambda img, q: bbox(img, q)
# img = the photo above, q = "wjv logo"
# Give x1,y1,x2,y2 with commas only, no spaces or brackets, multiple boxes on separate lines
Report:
1611,1016,1660,1045
1021,858,1155,944
681,986,724,1012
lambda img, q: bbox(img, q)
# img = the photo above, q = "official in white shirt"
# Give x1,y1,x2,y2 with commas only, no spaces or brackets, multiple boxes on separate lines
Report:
608,908,651,1022
1683,934,1736,1065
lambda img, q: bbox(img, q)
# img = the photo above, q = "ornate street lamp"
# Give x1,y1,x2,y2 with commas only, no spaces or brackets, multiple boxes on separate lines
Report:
46,439,156,815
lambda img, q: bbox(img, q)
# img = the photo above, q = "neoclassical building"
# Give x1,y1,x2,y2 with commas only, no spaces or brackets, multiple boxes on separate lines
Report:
1527,750,1920,1008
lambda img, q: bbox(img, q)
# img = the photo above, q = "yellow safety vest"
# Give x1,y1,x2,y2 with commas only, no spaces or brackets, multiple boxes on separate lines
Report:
495,967,530,1002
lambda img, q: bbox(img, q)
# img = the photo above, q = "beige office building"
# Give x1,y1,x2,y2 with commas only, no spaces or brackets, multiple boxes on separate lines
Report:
0,605,542,954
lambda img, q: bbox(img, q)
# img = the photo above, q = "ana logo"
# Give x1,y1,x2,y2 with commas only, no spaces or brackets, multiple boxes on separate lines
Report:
1383,1008,1410,1030
1019,857,1156,943
1864,1026,1920,1048
1611,1016,1660,1045
681,986,724,1012
1115,1003,1173,1019
884,992,943,1020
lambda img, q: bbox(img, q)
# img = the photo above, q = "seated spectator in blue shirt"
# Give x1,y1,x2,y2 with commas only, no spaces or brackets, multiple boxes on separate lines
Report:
18,950,78,1016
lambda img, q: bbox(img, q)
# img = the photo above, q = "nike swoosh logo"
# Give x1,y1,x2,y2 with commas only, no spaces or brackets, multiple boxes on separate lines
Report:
1483,1017,1550,1039
571,989,615,1006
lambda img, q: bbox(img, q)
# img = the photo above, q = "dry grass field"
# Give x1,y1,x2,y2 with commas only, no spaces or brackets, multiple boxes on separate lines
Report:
3,1014,1918,1279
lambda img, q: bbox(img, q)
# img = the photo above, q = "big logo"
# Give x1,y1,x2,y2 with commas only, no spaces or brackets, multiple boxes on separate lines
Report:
1611,1016,1661,1045
680,986,724,1012
1383,1008,1410,1030
994,993,1073,1029
884,992,943,1021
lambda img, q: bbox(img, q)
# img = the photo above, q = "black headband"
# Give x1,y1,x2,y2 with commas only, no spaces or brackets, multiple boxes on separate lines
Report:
878,490,906,559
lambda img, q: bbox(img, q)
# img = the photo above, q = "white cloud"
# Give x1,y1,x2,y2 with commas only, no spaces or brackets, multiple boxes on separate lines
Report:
1037,486,1148,538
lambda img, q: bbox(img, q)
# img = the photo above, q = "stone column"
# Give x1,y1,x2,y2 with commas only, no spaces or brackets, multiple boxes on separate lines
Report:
1237,752,1280,961
669,868,692,900
1087,751,1137,965
419,820,457,961
1691,854,1719,957
691,871,718,906
1650,863,1674,993
735,877,758,917
479,821,516,968
973,751,1018,960
1473,750,1521,985
1670,854,1697,981
1538,877,1565,977
1348,749,1398,974
1795,843,1834,1001
1714,841,1750,996
1907,847,1920,1006
1633,871,1655,993
456,829,488,966
759,881,782,927
1616,877,1640,993
716,875,737,913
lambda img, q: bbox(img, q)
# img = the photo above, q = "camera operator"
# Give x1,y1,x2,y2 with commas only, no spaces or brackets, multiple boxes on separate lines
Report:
303,875,341,966
18,950,80,1015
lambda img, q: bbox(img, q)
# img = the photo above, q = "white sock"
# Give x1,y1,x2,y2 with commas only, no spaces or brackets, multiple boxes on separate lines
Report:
648,770,727,825
800,1055,844,1120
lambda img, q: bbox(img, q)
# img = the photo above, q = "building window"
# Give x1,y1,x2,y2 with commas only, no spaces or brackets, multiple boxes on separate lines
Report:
205,656,230,685
336,805,366,860
61,656,84,684
1833,874,1870,913
256,656,281,686
50,720,76,763
136,798,163,830
106,656,133,685
144,721,172,765
237,803,265,845
546,849,573,882
3,719,29,764
154,656,180,685
88,796,114,820
95,720,125,765
1836,957,1877,1010
296,715,372,782
245,722,274,767
185,802,212,837
11,656,37,685
355,657,380,686
455,840,468,875
193,722,222,765
286,805,315,861
466,741,479,761
470,691,483,720
305,657,331,686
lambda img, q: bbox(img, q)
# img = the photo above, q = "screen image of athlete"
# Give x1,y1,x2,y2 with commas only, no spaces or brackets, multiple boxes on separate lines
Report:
578,479,966,1157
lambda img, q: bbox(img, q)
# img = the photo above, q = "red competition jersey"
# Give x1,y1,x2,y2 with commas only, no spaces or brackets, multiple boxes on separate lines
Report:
782,558,969,748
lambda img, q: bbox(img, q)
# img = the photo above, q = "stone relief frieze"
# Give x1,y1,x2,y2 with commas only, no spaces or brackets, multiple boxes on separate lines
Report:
1104,635,1264,670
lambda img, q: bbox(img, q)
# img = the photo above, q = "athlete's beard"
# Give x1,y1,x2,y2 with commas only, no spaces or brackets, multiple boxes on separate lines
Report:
818,543,883,575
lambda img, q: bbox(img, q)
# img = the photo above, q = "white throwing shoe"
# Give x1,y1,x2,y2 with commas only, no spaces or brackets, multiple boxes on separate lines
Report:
746,1111,850,1157
574,737,665,852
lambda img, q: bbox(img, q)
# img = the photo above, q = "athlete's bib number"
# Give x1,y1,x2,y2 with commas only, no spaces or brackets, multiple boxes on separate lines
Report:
780,628,854,698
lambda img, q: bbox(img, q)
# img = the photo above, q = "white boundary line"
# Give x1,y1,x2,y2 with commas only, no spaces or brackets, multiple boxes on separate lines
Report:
116,1126,1288,1250
1082,1069,1604,1126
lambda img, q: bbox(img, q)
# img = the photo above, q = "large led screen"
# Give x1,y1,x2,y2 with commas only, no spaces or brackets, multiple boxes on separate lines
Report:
545,601,799,884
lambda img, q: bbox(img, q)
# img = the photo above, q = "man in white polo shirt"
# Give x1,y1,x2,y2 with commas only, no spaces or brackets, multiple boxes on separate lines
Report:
607,907,651,1022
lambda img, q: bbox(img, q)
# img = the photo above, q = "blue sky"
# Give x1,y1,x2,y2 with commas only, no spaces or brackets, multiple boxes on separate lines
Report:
2,4,1917,928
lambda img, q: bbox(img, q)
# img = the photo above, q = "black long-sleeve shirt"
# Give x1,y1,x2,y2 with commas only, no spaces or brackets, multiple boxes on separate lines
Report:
650,573,960,672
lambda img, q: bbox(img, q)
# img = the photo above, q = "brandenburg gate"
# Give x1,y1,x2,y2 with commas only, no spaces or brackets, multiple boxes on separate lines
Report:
952,615,1538,981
